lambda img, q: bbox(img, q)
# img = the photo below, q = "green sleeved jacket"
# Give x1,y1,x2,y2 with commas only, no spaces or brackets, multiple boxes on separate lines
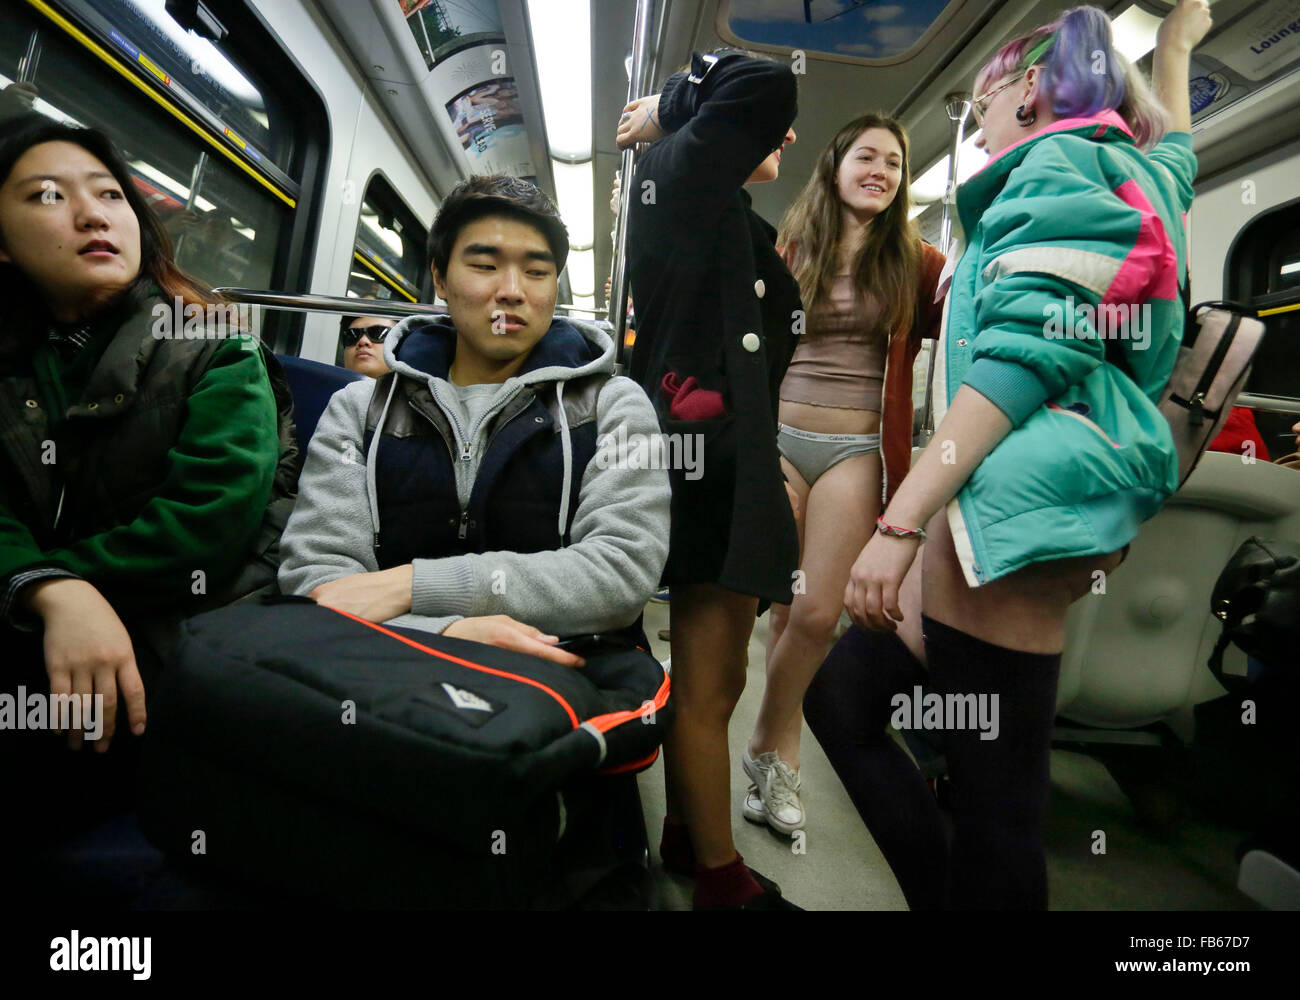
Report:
935,111,1197,586
0,296,281,620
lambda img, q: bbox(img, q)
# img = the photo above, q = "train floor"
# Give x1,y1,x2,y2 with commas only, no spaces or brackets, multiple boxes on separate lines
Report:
636,601,1258,911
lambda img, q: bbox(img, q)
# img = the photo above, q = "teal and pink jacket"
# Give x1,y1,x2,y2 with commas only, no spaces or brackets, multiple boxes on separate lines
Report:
934,110,1197,586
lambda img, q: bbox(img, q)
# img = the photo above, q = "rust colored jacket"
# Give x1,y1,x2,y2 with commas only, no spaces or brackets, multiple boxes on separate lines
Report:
780,240,948,504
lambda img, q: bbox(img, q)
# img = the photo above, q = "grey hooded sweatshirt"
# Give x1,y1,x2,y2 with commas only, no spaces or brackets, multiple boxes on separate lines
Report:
278,314,670,636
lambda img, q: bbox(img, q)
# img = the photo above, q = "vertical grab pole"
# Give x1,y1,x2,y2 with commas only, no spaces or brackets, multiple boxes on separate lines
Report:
609,0,657,372
919,92,972,443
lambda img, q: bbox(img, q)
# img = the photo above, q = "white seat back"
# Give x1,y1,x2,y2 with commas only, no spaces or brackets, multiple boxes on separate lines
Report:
1058,452,1300,728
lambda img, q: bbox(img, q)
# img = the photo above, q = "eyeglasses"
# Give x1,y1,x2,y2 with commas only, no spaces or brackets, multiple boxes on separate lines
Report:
341,325,391,347
971,72,1025,127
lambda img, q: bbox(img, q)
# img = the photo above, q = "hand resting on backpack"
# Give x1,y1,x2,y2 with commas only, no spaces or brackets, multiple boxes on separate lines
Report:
309,568,584,667
443,615,586,668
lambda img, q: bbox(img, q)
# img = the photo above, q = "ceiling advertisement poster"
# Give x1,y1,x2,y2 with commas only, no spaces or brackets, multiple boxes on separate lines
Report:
445,77,531,176
1185,0,1300,122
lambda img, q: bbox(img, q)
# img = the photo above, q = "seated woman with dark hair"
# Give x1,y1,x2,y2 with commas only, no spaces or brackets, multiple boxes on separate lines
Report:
0,114,294,859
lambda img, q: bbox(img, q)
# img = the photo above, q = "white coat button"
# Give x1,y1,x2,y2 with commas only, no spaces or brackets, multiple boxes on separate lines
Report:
742,332,761,353
754,279,766,299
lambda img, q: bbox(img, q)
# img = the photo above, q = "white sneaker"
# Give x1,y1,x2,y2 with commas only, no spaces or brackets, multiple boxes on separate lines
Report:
743,750,805,835
742,783,765,824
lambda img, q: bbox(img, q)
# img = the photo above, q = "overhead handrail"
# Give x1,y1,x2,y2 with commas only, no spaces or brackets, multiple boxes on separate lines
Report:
213,287,608,322
608,0,658,372
214,288,429,318
1236,393,1300,415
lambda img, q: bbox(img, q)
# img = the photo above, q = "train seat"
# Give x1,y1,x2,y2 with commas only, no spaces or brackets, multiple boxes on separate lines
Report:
1057,452,1300,732
275,354,365,455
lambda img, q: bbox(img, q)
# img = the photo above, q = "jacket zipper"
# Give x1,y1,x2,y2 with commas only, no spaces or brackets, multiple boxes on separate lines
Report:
424,379,527,540
1047,403,1122,448
52,482,66,533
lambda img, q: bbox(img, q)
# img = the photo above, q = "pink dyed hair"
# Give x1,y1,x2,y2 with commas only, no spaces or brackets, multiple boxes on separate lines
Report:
974,6,1169,150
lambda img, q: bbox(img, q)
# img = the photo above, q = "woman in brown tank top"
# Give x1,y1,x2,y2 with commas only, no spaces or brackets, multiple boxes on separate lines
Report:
741,113,946,835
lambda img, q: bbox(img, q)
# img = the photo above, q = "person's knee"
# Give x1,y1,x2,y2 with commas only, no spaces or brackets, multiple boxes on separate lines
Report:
673,666,746,724
785,597,842,644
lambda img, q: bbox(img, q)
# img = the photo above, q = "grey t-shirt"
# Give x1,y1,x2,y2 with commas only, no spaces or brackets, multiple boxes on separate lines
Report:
446,379,500,432
441,379,506,509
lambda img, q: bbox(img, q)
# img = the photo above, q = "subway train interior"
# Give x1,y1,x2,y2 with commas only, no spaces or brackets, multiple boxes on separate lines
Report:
2,0,1299,927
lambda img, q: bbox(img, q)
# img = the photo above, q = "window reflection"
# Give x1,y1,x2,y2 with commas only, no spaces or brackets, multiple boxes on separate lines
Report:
348,175,427,301
0,7,291,321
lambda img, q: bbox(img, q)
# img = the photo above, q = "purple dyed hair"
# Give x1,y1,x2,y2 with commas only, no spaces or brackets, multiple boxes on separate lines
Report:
975,5,1169,150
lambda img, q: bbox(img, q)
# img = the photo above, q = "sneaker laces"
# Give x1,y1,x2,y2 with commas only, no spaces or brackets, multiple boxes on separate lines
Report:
766,759,801,815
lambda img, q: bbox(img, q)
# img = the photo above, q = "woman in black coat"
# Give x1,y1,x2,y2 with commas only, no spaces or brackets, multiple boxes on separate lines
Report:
617,49,801,909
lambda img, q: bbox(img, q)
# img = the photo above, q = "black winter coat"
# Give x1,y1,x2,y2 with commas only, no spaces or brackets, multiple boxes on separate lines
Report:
627,52,801,604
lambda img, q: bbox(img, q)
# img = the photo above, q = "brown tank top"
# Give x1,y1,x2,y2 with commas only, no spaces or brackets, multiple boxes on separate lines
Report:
779,274,887,411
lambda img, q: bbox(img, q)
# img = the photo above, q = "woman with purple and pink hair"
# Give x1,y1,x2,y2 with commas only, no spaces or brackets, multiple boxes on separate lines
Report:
803,0,1213,909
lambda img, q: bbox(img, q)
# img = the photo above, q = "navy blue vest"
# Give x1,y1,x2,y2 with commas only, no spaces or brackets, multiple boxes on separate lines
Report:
362,322,606,570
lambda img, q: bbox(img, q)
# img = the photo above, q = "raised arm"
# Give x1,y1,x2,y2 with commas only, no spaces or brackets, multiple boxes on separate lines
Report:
1153,0,1213,133
618,52,796,228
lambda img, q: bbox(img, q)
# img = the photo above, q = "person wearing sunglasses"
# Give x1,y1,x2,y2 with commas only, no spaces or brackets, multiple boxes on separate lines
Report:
339,315,394,378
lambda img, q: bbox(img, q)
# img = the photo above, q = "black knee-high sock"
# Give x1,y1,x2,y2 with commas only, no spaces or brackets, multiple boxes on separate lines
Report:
804,626,948,910
922,614,1061,911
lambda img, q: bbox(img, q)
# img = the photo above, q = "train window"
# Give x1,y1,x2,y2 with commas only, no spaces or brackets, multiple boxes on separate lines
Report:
1227,198,1300,444
347,174,428,304
720,0,953,61
0,1,326,350
71,0,294,173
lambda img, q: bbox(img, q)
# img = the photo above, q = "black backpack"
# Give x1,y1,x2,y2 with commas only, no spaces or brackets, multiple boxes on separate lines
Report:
1207,537,1300,684
138,598,671,907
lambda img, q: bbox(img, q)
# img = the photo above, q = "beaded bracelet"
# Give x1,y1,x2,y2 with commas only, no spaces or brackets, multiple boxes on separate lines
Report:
876,516,926,541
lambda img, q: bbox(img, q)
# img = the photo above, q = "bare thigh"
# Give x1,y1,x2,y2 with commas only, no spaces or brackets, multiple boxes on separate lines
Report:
922,507,1124,653
790,452,880,636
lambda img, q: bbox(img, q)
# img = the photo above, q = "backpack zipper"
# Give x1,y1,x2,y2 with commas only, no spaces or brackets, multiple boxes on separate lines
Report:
1178,313,1242,428
328,606,580,728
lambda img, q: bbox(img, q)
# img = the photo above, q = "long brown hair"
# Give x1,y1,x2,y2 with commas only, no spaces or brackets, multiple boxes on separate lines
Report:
778,112,922,337
0,114,219,341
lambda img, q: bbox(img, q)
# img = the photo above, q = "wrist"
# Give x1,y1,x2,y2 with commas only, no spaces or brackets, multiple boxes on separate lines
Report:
23,577,92,617
393,564,414,614
876,515,926,541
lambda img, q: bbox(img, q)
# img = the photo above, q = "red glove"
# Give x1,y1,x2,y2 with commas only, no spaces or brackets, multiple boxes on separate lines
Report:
660,372,726,420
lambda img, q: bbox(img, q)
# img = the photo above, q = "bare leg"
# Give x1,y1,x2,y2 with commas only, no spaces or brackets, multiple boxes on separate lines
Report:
921,508,1122,651
762,456,809,668
750,453,879,768
665,582,759,869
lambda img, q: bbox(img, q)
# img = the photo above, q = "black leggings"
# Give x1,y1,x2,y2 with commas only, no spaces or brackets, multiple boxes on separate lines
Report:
803,615,1062,910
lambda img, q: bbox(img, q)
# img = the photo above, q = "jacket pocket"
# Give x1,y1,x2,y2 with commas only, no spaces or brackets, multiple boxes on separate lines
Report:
1046,402,1122,449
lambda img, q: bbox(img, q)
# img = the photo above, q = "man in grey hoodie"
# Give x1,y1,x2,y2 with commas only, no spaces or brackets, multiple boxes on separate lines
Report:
279,175,670,665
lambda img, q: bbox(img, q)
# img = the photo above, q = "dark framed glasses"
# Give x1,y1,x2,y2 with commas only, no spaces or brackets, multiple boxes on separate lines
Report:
341,325,391,347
